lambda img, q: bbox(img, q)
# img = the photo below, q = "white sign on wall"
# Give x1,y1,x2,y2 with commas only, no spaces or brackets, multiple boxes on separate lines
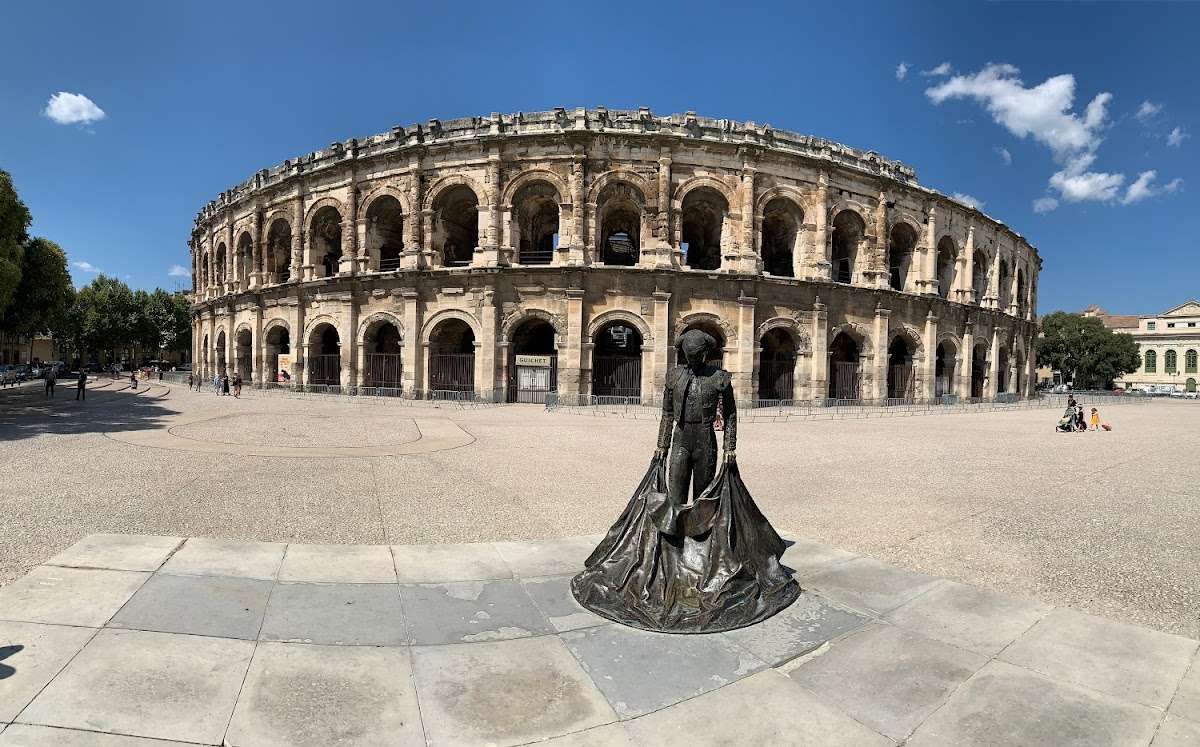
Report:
515,355,552,367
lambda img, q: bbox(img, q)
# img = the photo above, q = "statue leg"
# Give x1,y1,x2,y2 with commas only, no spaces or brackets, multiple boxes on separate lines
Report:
668,426,694,506
691,426,718,503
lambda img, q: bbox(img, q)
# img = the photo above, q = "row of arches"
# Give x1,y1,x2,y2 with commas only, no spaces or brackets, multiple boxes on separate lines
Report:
1143,348,1199,374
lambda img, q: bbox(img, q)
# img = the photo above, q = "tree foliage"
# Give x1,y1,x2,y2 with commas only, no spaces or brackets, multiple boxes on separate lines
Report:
0,169,32,317
3,237,73,337
1036,311,1142,389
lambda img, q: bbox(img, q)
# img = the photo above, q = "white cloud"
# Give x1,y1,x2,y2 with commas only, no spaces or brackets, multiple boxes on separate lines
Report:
1121,170,1157,205
1049,153,1124,202
895,62,909,81
168,264,191,277
922,62,953,77
42,92,106,126
1033,197,1059,213
1164,177,1184,193
995,146,1012,165
1135,101,1161,122
71,260,103,274
926,64,1110,158
1167,126,1188,147
951,192,984,210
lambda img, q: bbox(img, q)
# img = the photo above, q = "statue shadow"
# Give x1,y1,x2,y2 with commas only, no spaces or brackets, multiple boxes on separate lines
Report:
0,382,179,444
0,644,24,679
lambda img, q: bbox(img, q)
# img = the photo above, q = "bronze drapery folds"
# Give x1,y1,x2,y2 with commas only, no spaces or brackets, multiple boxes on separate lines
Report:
571,330,800,633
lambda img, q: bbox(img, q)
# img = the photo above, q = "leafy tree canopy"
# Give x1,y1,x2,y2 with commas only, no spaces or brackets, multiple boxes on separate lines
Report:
1036,311,1142,389
3,237,73,336
0,170,32,316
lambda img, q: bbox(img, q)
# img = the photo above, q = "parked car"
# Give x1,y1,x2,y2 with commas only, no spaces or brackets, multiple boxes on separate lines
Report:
176,363,192,372
29,365,42,379
1183,391,1199,400
0,366,15,385
13,364,29,381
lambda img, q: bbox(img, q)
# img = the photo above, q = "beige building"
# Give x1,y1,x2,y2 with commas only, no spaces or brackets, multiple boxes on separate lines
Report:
189,108,1040,404
1097,301,1200,393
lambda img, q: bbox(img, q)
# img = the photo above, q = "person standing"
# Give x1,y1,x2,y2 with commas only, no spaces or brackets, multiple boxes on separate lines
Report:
233,372,243,398
212,372,220,394
45,366,57,398
1090,407,1100,431
222,371,230,396
75,369,87,401
187,372,194,390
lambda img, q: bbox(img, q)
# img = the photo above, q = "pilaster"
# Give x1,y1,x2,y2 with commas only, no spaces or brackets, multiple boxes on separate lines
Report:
559,287,586,398
400,287,421,394
923,311,938,402
873,303,890,400
651,290,672,400
812,172,830,280
810,297,828,399
735,293,757,403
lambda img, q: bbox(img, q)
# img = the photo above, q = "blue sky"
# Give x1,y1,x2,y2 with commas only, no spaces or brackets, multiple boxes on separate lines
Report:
1,1,1196,313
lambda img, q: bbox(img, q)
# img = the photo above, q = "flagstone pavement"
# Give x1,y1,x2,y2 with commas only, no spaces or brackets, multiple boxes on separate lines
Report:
0,533,1196,746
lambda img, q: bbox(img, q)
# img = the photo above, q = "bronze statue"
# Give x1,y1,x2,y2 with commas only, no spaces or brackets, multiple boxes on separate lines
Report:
571,329,800,633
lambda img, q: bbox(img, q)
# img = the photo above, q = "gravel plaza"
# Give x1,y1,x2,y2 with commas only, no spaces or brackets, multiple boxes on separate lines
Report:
0,379,1198,745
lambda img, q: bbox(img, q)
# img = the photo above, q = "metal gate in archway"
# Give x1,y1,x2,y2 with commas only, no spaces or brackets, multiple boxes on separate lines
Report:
831,361,860,400
508,353,557,403
758,358,794,402
429,353,474,394
591,354,641,401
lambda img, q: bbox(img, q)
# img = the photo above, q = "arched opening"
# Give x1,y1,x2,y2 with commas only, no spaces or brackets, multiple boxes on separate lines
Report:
828,331,861,400
265,219,292,284
972,250,988,304
591,321,643,400
1015,350,1025,395
886,335,916,401
1187,378,1196,393
761,198,802,277
681,187,726,271
831,210,864,285
1165,349,1178,373
215,244,227,288
236,233,253,289
936,237,957,299
235,329,252,382
433,185,478,267
996,345,1010,394
1144,349,1156,373
889,223,917,291
759,328,797,402
998,259,1010,310
513,182,559,265
202,333,209,377
310,206,343,279
678,319,727,368
935,342,957,398
366,196,405,272
307,324,341,386
972,342,988,398
428,319,475,395
363,320,403,389
1186,349,1197,374
508,319,557,403
597,184,642,266
264,326,291,383
201,252,210,290
215,330,227,374
1016,269,1027,316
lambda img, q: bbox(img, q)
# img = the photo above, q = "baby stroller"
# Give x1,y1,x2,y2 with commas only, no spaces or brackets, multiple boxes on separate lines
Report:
1056,415,1074,433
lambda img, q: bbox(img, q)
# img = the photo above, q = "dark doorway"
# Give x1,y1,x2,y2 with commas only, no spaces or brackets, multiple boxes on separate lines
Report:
828,332,860,400
364,321,403,389
429,319,475,395
887,336,915,401
758,328,797,402
591,322,643,400
935,342,956,398
265,326,290,383
508,319,557,403
307,325,341,386
681,188,726,271
236,329,252,383
971,343,988,398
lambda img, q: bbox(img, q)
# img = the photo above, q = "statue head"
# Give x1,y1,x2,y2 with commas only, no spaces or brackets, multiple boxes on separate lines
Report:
678,329,717,371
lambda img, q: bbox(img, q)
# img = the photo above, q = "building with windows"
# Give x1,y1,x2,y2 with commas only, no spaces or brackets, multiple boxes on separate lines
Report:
1099,301,1200,393
189,108,1040,404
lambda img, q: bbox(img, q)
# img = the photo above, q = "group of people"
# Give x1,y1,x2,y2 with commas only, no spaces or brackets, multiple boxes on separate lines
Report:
187,370,242,398
1058,396,1105,432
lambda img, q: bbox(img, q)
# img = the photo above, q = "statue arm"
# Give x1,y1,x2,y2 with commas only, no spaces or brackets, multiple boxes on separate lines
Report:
721,374,737,455
656,372,674,452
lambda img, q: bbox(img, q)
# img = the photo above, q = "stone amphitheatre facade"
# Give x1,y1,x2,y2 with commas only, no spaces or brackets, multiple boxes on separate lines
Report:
189,107,1040,405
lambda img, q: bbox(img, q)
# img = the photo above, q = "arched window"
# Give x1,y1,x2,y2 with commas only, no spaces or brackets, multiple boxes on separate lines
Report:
972,250,988,304
681,188,727,271
936,237,957,299
1016,269,1027,316
513,182,560,265
998,259,1010,309
1145,349,1156,373
1165,349,1177,373
597,183,643,266
1186,349,1198,373
265,219,292,283
433,185,479,267
888,224,918,291
760,198,802,277
831,210,865,285
365,196,405,272
309,206,343,278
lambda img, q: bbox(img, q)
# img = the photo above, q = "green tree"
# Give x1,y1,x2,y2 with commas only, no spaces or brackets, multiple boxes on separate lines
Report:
0,170,32,317
72,275,136,363
2,238,73,359
1036,311,1142,389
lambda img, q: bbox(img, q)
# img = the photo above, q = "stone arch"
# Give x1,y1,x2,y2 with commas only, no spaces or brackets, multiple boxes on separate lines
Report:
501,307,567,343
889,213,924,237
936,331,962,355
594,178,647,266
936,235,958,299
422,173,486,212
586,309,653,343
827,321,873,356
826,199,870,226
672,175,737,211
754,184,809,217
677,182,732,271
587,169,655,207
234,321,253,337
888,324,924,359
501,168,569,208
420,308,482,345
358,182,414,217
303,314,342,343
758,194,806,277
357,311,405,348
830,209,867,284
675,311,737,345
755,317,810,355
303,196,345,228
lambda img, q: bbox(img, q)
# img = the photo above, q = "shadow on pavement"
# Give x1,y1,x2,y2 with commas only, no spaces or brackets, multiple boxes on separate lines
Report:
0,381,178,443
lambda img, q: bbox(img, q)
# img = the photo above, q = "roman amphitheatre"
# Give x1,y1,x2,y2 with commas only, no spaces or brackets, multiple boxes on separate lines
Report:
189,108,1040,405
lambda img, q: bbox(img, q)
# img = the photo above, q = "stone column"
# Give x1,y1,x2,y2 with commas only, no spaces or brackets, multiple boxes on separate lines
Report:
1008,266,1020,316
495,340,510,402
476,152,503,267
342,299,358,390
651,290,672,401
871,191,888,289
292,301,306,387
253,306,263,385
873,304,890,401
987,326,999,397
810,298,828,400
923,312,938,403
735,294,757,403
400,288,420,395
226,223,235,295
959,225,975,304
579,341,595,398
421,209,437,268
559,288,585,398
987,249,1002,309
405,160,424,270
292,198,307,282
341,179,358,276
960,323,974,398
568,155,586,266
920,203,937,295
250,209,263,289
657,151,676,268
739,166,758,274
812,172,830,280
477,289,498,398
224,316,234,379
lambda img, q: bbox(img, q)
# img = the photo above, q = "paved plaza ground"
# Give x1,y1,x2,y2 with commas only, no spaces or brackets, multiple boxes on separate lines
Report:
0,380,1198,744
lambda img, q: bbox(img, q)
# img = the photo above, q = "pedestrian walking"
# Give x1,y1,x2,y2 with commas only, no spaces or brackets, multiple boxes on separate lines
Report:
233,373,243,398
75,370,87,401
45,367,56,398
187,373,193,390
212,373,220,394
1090,407,1100,431
1075,404,1086,432
130,371,138,390
222,372,230,396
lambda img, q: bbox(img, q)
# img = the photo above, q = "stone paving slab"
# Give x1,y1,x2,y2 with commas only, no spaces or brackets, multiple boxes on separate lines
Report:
225,642,423,746
44,534,183,573
0,567,149,627
906,659,1162,746
159,537,286,580
391,542,512,583
999,608,1199,709
780,537,860,577
2,533,1198,746
17,628,253,744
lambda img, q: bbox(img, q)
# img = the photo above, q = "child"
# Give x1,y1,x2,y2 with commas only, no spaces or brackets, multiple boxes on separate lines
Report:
1090,407,1100,431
